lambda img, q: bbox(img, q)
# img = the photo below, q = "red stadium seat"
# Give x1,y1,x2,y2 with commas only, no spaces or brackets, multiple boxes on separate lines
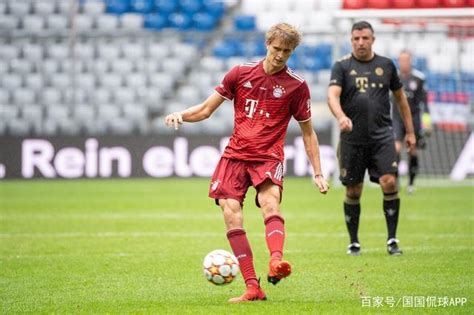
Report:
455,92,469,103
392,0,417,8
442,0,466,7
437,122,467,132
439,92,451,102
427,91,437,103
367,0,391,8
343,0,367,9
417,0,441,8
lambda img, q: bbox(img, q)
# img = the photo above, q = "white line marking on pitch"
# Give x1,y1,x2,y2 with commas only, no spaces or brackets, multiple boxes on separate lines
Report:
1,212,472,222
0,231,471,239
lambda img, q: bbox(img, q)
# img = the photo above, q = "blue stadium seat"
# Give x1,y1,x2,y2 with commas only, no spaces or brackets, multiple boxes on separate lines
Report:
213,40,238,58
462,73,474,82
179,0,202,14
242,40,266,57
340,43,352,56
144,13,167,30
303,56,325,72
427,73,458,93
413,57,427,72
291,44,332,72
203,0,225,19
130,0,154,13
226,39,245,57
105,0,130,14
315,44,333,69
192,13,216,31
234,14,256,32
168,12,193,30
442,74,458,93
286,55,298,70
298,44,316,59
154,0,179,14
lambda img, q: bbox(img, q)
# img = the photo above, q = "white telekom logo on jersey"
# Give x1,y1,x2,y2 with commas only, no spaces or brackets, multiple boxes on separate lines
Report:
245,99,259,118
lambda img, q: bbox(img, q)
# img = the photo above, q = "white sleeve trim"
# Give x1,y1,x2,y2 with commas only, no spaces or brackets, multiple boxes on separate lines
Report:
215,90,232,101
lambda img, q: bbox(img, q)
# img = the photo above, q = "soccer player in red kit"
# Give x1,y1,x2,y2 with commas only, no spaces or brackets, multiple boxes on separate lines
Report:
165,23,329,303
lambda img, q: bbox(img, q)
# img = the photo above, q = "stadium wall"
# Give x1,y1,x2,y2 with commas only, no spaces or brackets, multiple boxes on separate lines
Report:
1,129,472,180
0,131,336,179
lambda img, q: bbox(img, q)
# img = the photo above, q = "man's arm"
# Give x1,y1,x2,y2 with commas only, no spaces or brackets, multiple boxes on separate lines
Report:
393,88,416,150
327,85,352,132
165,92,226,130
298,119,329,194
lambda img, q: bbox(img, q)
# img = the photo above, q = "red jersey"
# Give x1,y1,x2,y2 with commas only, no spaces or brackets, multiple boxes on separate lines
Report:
215,60,311,162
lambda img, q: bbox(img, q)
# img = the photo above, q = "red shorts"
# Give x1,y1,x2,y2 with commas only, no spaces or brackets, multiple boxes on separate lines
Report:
208,157,284,206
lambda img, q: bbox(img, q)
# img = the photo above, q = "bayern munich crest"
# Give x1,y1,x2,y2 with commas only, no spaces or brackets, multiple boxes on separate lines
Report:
272,85,285,98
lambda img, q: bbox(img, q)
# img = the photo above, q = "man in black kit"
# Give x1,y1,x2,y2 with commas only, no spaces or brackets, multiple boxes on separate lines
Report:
327,21,416,256
392,50,430,194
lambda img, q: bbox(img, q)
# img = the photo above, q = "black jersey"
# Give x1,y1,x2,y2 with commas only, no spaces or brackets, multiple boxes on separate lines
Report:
329,53,403,145
391,69,427,128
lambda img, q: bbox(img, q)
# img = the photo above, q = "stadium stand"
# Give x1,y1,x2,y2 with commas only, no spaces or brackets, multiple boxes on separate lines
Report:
0,0,472,142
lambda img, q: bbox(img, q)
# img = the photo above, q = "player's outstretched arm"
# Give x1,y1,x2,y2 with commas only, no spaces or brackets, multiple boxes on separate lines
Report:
298,119,329,194
165,92,225,130
393,88,416,151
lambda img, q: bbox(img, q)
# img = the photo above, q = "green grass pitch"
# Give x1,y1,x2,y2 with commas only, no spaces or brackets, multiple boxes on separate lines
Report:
1,178,472,314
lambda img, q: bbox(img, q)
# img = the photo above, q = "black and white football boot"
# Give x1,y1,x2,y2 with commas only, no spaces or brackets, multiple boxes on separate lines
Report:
346,242,361,256
387,238,403,256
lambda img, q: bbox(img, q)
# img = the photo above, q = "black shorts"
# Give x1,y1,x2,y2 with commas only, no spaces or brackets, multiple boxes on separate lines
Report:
338,140,398,185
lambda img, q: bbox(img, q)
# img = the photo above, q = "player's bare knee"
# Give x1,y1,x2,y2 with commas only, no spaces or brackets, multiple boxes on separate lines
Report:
259,197,280,216
262,205,281,219
219,199,243,227
380,175,397,193
346,192,361,200
225,219,243,231
346,184,363,199
222,210,243,230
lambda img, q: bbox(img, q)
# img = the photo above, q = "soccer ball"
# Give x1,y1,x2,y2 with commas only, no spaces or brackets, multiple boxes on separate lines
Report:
203,249,239,285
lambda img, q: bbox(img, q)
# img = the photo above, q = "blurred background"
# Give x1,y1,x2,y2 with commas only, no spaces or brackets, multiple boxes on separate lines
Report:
0,0,472,181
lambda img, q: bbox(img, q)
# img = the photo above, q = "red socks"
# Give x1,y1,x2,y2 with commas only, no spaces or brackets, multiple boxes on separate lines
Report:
226,229,258,288
264,215,285,261
227,215,285,287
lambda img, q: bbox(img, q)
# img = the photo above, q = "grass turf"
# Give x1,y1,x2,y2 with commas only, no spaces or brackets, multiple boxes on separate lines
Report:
1,178,472,314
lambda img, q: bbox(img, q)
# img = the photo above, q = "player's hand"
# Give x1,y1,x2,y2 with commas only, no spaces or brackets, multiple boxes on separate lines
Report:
165,112,183,130
313,174,329,194
405,132,416,153
338,116,353,133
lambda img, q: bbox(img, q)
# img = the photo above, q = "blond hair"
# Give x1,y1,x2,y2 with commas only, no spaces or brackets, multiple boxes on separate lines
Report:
265,23,302,50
